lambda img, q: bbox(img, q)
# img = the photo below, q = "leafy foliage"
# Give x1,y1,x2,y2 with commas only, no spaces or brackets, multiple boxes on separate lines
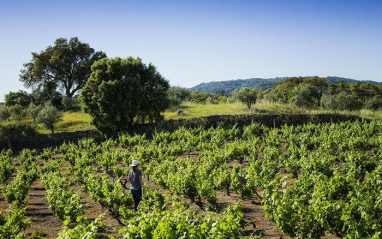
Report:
20,37,107,98
27,103,43,125
57,216,103,239
0,206,31,238
41,172,84,223
321,92,364,111
189,77,289,93
0,106,11,122
4,90,34,107
290,85,317,109
80,57,169,133
0,121,37,140
0,149,14,183
36,104,63,133
9,105,26,121
5,118,382,239
232,87,259,109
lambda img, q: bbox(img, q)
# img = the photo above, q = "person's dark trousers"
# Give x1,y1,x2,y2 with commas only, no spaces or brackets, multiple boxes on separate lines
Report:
131,188,142,211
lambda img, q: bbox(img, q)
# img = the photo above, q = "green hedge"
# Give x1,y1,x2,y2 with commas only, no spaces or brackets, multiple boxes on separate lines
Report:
0,122,37,140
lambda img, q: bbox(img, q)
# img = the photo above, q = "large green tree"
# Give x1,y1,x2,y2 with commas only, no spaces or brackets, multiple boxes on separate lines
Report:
80,57,169,133
20,37,107,98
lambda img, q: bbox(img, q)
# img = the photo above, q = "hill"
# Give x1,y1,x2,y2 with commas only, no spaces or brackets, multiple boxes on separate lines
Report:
189,77,288,94
189,76,381,94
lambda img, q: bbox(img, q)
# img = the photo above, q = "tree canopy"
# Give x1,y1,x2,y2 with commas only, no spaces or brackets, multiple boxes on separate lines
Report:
80,57,169,133
20,37,107,98
36,104,63,134
5,90,33,107
290,85,316,109
232,87,259,109
320,92,364,111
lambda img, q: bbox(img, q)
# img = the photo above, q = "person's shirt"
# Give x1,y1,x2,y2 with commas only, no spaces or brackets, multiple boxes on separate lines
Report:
128,169,142,190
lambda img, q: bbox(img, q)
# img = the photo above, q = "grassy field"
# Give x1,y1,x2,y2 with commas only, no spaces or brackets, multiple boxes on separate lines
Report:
4,102,382,134
47,102,303,133
31,111,95,134
164,102,307,120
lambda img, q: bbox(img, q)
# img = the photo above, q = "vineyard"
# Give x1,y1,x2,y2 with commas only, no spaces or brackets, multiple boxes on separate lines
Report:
1,120,382,238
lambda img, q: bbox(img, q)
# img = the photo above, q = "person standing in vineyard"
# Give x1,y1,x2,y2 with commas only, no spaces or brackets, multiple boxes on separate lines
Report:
127,160,144,211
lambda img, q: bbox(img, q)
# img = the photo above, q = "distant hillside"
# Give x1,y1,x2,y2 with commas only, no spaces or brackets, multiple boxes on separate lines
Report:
189,76,380,94
325,76,379,85
189,77,288,94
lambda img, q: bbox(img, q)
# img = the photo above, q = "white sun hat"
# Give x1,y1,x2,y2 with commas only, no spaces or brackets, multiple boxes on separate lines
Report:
131,160,139,167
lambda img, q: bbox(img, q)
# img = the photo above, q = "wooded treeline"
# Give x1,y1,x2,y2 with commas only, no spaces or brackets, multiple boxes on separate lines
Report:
2,36,382,140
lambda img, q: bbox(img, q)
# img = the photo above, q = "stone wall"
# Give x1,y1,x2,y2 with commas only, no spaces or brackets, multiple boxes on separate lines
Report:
0,130,101,154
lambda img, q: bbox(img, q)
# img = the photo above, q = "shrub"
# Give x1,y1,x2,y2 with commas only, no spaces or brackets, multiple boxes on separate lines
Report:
0,122,37,140
9,105,26,121
36,104,63,134
0,106,11,121
206,96,219,104
62,97,80,111
27,103,43,125
365,96,382,111
321,92,364,111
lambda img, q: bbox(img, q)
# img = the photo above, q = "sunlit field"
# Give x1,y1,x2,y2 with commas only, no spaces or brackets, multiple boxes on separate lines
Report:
164,102,304,120
35,111,95,134
164,102,248,119
19,103,382,134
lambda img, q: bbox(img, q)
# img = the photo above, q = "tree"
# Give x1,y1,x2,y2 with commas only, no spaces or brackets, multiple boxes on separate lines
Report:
290,85,316,109
80,57,169,133
9,105,26,121
0,106,11,121
32,88,63,108
189,91,211,104
328,83,338,95
27,103,43,125
36,104,63,133
20,37,107,98
62,96,79,111
5,90,33,107
218,95,228,103
167,86,191,110
365,96,382,111
337,79,349,93
206,96,219,104
167,95,182,111
350,81,367,101
321,92,363,111
167,86,191,101
232,87,258,109
263,90,288,103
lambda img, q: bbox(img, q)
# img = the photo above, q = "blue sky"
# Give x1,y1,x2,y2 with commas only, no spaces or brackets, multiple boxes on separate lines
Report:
1,0,382,101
